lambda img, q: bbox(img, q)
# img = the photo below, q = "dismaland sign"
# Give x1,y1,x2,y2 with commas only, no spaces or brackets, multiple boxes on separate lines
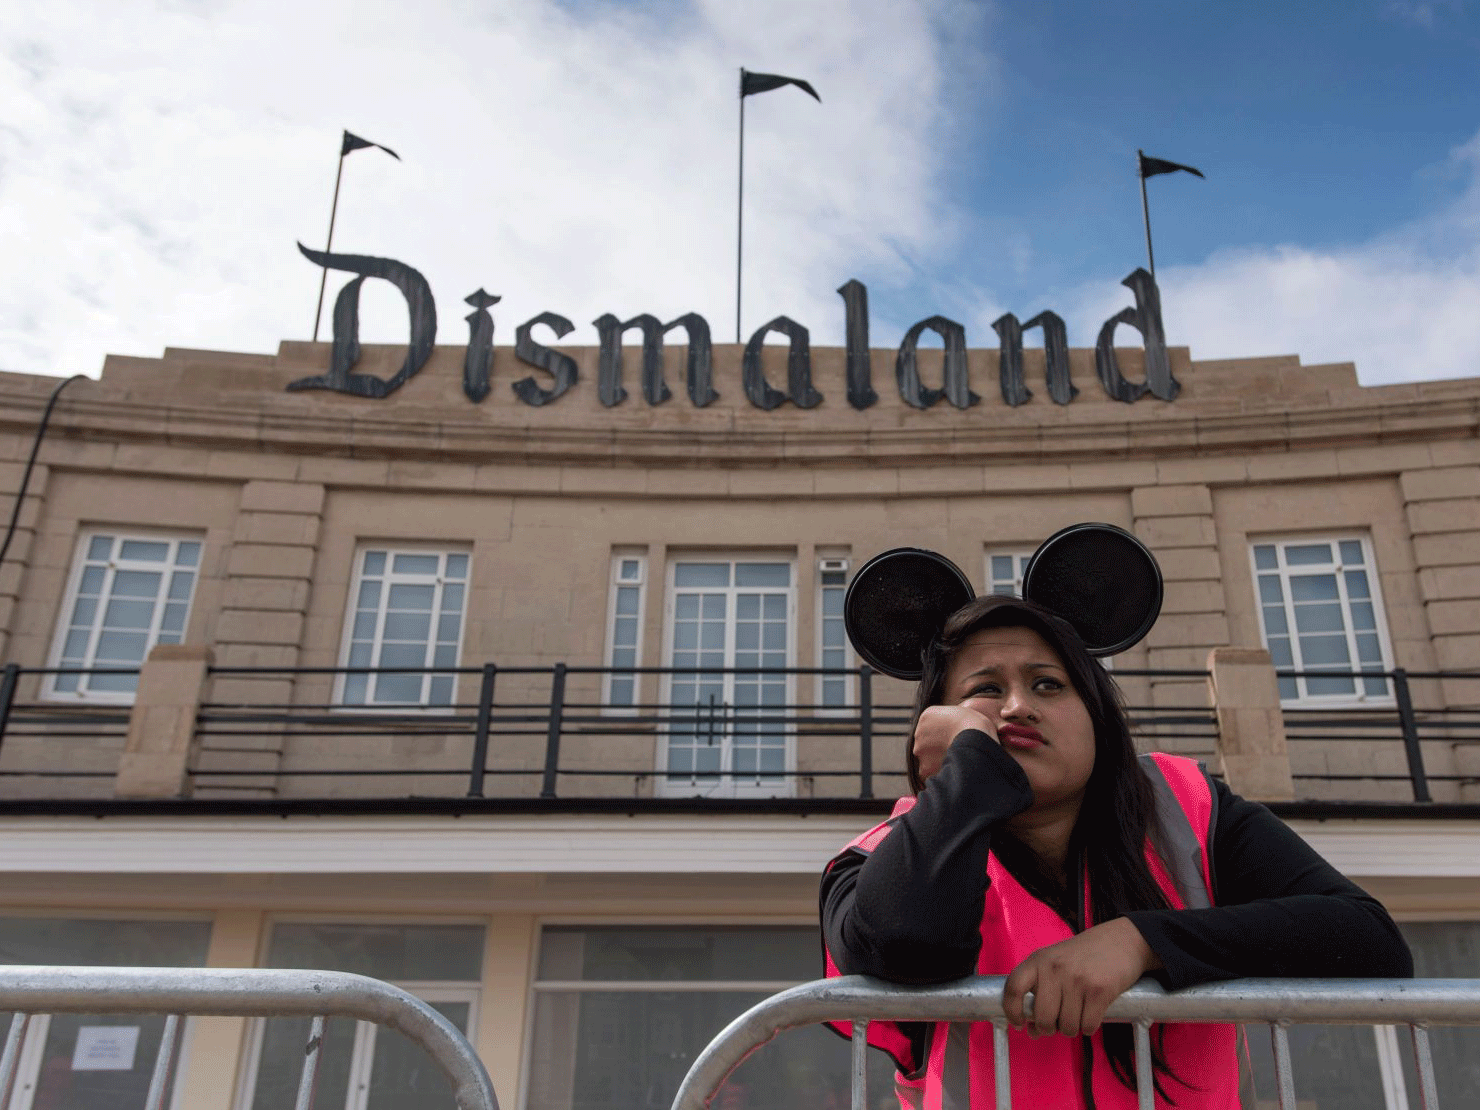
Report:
288,243,1181,410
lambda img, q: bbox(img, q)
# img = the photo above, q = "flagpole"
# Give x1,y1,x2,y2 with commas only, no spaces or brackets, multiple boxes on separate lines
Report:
312,147,348,343
1137,148,1156,278
736,69,746,345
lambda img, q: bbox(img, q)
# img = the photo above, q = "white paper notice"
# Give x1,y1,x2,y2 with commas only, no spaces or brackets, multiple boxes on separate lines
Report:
71,1025,141,1071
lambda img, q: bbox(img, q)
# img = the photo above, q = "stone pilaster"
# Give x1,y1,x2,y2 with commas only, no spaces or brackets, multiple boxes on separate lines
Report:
1132,485,1229,755
193,480,324,796
1207,647,1294,801
116,645,212,798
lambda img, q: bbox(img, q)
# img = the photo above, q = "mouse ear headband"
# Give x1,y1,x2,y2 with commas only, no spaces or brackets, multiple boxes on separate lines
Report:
843,522,1163,680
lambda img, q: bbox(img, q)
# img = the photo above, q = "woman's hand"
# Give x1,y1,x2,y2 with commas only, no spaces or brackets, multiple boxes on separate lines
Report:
912,703,996,783
1001,918,1163,1037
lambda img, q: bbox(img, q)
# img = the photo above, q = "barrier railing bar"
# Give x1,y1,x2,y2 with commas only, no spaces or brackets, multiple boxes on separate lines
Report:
1271,1021,1296,1110
669,976,1480,1110
1393,669,1432,802
849,1020,866,1110
295,1013,326,1110
0,1012,28,1109
992,1019,1010,1110
1133,1018,1154,1110
144,1012,184,1110
0,966,497,1110
1412,1023,1439,1110
468,663,497,798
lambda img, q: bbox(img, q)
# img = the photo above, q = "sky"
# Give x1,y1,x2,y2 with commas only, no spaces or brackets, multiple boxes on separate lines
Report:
2,0,1479,386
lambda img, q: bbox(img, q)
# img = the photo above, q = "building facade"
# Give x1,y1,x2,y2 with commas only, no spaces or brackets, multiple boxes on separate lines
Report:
0,322,1478,1110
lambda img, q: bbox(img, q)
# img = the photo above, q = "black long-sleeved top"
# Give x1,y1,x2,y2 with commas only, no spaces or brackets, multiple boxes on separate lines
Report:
822,730,1413,994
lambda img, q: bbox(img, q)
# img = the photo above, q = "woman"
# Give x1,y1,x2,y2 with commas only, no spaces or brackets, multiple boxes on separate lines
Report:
821,596,1412,1109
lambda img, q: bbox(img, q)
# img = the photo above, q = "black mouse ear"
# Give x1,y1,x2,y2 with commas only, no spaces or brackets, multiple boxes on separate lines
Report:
1021,523,1163,657
843,548,975,680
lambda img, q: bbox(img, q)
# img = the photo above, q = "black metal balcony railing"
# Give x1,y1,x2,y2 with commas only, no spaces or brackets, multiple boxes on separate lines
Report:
1278,669,1480,803
0,661,1474,805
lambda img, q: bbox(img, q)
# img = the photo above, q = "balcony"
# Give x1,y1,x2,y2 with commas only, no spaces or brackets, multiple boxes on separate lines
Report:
0,649,1475,812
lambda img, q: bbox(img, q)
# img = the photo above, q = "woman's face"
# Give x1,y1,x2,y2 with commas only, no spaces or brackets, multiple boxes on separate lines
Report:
942,624,1096,814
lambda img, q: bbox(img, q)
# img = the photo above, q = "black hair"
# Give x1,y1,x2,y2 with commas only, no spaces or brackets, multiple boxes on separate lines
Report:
906,595,1191,1101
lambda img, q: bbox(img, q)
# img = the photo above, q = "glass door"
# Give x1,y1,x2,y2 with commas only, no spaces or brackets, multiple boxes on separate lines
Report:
661,561,794,797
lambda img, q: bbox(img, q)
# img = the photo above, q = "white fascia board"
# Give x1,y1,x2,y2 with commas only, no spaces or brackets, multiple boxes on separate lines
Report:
0,815,1475,878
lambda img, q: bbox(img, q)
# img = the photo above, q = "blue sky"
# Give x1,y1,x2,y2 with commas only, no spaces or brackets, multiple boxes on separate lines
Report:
2,0,1478,386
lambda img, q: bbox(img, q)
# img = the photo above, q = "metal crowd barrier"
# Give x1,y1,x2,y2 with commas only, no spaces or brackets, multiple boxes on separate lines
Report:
670,975,1480,1110
0,965,498,1110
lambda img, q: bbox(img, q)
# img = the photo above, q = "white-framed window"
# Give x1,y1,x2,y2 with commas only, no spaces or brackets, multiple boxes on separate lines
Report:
660,558,795,797
816,557,853,710
46,531,203,702
238,920,484,1110
525,924,894,1110
985,549,1033,596
0,915,211,1110
603,553,646,710
337,548,469,707
1251,535,1394,705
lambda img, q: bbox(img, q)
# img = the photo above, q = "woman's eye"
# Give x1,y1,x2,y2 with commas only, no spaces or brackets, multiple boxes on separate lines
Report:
964,686,1000,699
1034,678,1065,692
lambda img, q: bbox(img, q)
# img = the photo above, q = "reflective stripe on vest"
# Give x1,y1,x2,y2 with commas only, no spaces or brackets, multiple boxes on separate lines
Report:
824,753,1240,1109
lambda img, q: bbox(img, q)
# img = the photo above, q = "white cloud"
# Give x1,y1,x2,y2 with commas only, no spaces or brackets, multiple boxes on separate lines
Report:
1056,130,1480,386
0,0,983,377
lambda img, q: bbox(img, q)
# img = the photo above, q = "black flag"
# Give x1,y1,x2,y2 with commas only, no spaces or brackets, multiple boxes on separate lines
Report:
341,130,401,160
1139,153,1203,179
740,69,821,101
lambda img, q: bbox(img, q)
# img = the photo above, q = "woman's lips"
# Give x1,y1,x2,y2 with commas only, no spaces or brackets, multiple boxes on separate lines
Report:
997,724,1046,750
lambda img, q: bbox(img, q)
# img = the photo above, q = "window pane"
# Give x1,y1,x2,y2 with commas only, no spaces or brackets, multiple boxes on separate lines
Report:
1267,636,1294,667
1345,570,1372,600
1290,575,1339,602
701,594,725,619
1292,602,1346,634
353,612,378,640
387,583,435,611
111,570,162,599
374,675,423,702
675,563,728,588
357,580,382,609
438,613,463,642
1339,540,1363,564
89,670,138,693
1285,543,1333,565
821,589,843,617
432,644,458,668
735,623,759,650
1258,576,1285,604
735,563,789,588
1252,544,1278,570
616,587,639,617
167,570,194,601
159,602,187,635
87,535,113,561
62,629,91,661
175,541,201,567
429,674,454,705
78,565,105,595
1299,634,1352,667
392,553,440,575
383,611,432,642
1350,601,1376,631
347,642,373,667
609,676,633,704
94,630,148,664
363,550,386,575
675,595,699,620
736,595,759,620
118,540,169,562
440,582,465,613
538,926,818,982
379,643,426,669
1262,605,1289,635
445,553,469,579
364,999,470,1109
103,598,155,630
342,673,368,703
619,559,641,581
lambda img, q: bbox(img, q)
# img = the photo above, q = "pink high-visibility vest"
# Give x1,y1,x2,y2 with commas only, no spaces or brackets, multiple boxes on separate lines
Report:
825,753,1240,1109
